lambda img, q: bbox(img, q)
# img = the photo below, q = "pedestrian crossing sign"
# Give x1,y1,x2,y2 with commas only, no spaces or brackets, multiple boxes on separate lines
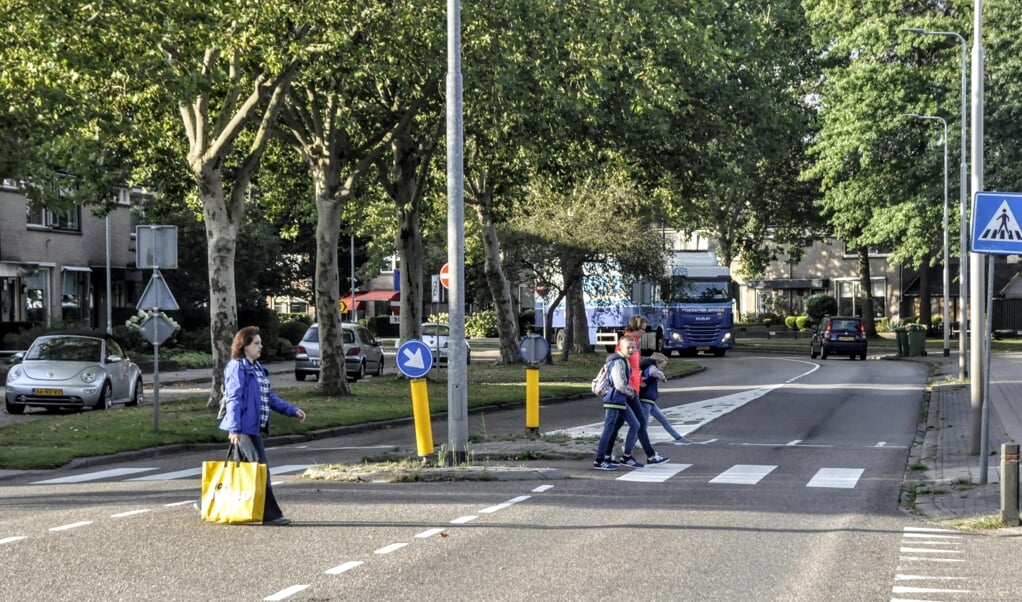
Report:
972,192,1022,254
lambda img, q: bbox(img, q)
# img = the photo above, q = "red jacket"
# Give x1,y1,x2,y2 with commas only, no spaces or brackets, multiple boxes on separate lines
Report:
615,330,642,394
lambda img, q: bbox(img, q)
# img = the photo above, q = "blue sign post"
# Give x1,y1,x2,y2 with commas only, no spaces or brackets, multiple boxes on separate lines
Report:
972,192,1022,254
396,340,434,378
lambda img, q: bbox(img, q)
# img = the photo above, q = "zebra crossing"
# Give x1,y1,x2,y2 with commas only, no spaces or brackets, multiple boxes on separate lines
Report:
29,464,314,485
615,461,867,488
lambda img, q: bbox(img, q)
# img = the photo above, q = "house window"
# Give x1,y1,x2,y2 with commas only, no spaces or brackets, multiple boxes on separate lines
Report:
381,255,400,274
61,268,91,325
27,204,81,232
22,269,50,325
836,278,887,318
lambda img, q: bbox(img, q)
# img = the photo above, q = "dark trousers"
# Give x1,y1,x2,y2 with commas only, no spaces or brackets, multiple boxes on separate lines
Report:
241,433,284,522
610,395,656,458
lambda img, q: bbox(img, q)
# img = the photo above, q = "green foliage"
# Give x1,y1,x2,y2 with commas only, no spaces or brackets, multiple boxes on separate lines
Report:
762,317,773,328
877,316,891,332
795,316,811,331
805,294,838,321
784,315,798,330
160,349,213,369
466,309,499,338
279,320,308,345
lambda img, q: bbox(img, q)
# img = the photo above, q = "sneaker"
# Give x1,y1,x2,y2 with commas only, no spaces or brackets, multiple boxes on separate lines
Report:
619,455,645,469
264,516,292,526
606,456,621,466
593,460,619,471
647,454,669,465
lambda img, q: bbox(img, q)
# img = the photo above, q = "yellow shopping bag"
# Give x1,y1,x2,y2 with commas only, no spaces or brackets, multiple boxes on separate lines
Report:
201,446,267,524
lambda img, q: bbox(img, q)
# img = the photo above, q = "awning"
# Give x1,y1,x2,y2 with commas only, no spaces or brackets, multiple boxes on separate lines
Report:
0,261,41,278
746,278,829,290
61,266,93,272
340,290,400,310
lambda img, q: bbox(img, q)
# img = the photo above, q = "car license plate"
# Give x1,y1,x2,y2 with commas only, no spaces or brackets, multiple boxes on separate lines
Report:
34,388,63,396
698,346,710,351
838,336,854,342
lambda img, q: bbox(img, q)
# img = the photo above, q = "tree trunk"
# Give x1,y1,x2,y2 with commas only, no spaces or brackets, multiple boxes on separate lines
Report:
198,165,239,405
857,248,878,337
918,251,932,328
312,175,351,395
473,202,519,363
382,130,427,343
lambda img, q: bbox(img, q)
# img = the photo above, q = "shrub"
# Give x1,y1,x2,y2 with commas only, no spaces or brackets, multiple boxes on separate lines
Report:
175,328,211,353
784,315,798,330
762,317,773,328
805,294,838,321
279,320,308,345
466,309,499,338
795,316,811,330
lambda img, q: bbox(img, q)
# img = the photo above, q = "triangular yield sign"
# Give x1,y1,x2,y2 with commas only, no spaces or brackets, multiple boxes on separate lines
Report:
136,272,180,311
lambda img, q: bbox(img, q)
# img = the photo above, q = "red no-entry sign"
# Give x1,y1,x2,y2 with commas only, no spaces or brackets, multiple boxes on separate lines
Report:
439,263,450,289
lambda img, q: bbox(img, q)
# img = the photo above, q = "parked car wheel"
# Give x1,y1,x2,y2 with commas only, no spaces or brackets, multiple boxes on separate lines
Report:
820,347,829,360
295,371,307,382
374,358,384,376
95,381,112,411
349,360,366,382
127,379,144,406
5,398,24,415
810,345,819,359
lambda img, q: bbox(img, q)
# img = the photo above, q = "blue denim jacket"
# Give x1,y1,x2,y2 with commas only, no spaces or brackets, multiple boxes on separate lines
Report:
218,358,299,436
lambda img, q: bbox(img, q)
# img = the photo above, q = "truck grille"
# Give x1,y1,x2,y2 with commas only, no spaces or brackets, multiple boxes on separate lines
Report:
685,325,720,344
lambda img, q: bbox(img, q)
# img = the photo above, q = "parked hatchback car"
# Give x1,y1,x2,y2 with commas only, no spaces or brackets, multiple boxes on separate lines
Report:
810,316,868,360
4,332,144,414
294,323,384,381
420,323,471,365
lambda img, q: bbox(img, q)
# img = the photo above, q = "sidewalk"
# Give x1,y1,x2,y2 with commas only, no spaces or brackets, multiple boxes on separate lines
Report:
906,350,1022,528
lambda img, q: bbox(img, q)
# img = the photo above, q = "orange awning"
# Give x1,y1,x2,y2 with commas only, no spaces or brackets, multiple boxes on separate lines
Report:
339,290,400,310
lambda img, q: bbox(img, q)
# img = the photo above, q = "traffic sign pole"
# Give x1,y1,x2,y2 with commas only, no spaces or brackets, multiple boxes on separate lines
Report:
410,378,434,457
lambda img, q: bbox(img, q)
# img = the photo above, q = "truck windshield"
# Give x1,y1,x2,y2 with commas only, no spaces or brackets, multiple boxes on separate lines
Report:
665,278,731,302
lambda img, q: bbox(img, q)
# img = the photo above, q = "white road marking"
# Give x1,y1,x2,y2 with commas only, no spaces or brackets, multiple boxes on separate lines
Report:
0,536,27,545
130,467,202,481
875,441,887,447
415,528,447,538
164,500,197,507
892,585,971,594
532,484,554,492
271,465,313,475
786,440,802,446
902,532,961,539
900,547,962,555
111,509,151,518
709,464,777,485
806,468,864,489
263,584,310,601
904,527,959,534
898,557,965,563
479,495,530,513
616,463,692,483
895,574,968,581
50,521,92,531
32,467,158,484
325,561,363,575
450,515,477,524
374,543,407,555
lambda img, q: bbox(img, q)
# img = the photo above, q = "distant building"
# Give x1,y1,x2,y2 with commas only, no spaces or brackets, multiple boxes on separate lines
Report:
0,179,147,336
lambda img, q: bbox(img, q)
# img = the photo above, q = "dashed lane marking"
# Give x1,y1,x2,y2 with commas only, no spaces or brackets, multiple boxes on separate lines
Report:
709,464,777,485
806,468,864,489
616,463,692,483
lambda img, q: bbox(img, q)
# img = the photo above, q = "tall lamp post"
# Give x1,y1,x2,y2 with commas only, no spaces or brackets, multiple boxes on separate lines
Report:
904,28,969,377
907,114,950,357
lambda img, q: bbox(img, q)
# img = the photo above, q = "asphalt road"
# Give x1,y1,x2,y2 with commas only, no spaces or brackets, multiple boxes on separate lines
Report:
2,354,1017,600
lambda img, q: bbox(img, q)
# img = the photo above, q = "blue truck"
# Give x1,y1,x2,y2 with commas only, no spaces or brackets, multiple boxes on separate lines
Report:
542,250,734,357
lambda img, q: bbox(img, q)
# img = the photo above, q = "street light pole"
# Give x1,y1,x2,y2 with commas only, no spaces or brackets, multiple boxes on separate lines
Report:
904,27,969,378
907,114,951,357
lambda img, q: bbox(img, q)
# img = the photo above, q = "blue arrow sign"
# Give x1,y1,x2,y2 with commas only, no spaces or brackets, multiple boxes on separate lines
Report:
396,339,433,378
972,192,1022,254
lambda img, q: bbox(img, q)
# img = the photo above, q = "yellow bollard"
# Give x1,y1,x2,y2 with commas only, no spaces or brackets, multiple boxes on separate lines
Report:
409,378,434,456
526,367,540,429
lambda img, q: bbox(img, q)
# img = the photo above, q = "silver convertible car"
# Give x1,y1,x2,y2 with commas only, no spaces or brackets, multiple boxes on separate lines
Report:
4,333,144,414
